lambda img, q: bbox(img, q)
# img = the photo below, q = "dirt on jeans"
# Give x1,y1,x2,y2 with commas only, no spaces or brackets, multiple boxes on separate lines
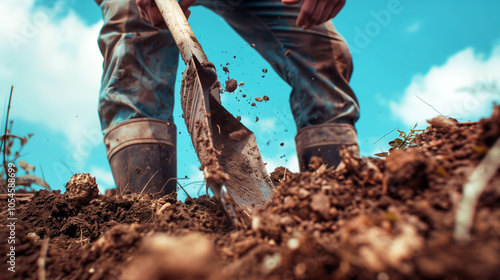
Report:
1,106,500,280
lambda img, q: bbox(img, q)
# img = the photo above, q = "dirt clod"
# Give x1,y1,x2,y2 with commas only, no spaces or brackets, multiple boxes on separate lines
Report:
65,173,99,205
225,79,237,92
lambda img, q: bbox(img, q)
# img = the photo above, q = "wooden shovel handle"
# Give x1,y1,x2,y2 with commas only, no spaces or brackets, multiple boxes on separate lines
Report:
154,0,208,65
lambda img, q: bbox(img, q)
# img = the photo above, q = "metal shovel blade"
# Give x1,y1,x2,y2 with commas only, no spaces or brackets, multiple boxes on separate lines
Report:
155,0,274,217
181,57,274,217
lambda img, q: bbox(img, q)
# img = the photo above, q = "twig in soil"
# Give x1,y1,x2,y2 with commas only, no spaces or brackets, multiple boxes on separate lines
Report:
2,86,14,189
119,182,130,198
197,183,204,197
156,177,188,195
177,181,194,200
415,94,445,117
326,164,336,172
138,169,159,197
39,163,47,188
59,159,74,174
76,227,89,246
454,136,500,242
37,237,49,280
373,128,396,145
0,193,34,201
457,121,479,126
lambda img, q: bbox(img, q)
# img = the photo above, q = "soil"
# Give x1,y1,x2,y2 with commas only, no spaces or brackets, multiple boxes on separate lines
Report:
225,79,238,93
1,106,500,280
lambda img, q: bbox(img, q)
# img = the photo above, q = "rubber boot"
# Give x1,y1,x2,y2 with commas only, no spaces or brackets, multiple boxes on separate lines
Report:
104,118,177,197
295,123,358,172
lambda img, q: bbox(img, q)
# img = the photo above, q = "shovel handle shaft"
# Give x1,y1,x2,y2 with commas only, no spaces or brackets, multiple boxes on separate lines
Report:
154,0,208,65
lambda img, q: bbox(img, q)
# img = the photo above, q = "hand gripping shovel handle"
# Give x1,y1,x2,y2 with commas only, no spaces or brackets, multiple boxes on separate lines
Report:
154,0,208,65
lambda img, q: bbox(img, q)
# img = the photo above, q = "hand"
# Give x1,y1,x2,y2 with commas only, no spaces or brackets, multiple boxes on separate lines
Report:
136,0,196,29
282,0,346,30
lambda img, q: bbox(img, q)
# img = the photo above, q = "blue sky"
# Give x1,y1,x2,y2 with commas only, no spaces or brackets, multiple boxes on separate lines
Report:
1,0,499,198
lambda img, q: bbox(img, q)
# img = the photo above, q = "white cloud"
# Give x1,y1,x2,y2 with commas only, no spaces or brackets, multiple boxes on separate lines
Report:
265,153,299,174
406,22,422,33
390,44,500,126
0,0,103,165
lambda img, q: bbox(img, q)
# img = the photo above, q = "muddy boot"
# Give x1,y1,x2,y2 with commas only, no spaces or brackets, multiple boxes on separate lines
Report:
105,118,177,197
296,123,358,172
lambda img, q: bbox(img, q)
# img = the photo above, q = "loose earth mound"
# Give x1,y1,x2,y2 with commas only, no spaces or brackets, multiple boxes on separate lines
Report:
1,107,500,280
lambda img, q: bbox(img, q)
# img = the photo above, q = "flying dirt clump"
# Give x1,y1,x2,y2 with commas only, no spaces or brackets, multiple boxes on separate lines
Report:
225,79,238,92
255,96,270,102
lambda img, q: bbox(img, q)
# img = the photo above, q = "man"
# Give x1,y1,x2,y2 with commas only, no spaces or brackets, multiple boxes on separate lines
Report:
95,0,360,196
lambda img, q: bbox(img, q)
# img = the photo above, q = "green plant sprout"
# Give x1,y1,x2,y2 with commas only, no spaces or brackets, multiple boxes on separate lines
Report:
374,123,425,158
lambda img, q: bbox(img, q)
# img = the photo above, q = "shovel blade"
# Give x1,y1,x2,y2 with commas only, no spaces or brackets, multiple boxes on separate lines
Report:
181,57,274,217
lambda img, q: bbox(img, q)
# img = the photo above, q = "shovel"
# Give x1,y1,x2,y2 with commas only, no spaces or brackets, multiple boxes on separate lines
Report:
155,0,274,218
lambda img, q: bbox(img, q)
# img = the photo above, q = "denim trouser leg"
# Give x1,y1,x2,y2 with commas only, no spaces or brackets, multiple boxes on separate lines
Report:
97,0,360,169
97,0,178,192
97,0,179,136
200,0,360,130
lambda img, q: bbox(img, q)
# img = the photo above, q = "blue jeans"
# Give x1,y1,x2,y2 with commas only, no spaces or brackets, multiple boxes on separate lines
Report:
97,0,360,159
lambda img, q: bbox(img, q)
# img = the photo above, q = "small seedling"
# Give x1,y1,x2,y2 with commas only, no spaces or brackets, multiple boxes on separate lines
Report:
374,123,425,158
1,86,50,192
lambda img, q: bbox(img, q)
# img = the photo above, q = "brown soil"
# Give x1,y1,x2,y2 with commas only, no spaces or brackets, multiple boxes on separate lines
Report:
1,107,500,280
225,79,238,92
